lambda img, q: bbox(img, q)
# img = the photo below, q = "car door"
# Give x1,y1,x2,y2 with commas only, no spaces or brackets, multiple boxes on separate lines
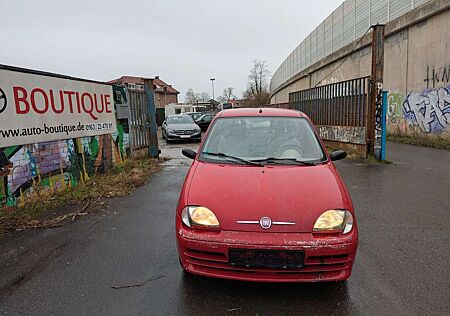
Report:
199,115,213,130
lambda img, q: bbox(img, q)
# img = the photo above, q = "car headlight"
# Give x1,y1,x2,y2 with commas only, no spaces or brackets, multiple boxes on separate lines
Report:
313,210,353,234
167,128,174,133
181,206,220,229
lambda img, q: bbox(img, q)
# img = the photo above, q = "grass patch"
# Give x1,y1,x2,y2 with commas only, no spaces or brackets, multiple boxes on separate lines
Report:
387,134,450,150
365,155,393,164
0,157,161,237
326,146,392,164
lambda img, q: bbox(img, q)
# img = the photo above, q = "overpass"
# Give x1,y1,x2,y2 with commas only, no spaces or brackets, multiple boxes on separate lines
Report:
270,0,450,144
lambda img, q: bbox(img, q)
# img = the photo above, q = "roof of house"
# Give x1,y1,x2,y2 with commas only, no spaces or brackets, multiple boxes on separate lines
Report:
108,76,179,94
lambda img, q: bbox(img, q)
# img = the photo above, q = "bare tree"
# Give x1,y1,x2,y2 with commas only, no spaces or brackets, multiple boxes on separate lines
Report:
244,59,271,107
218,87,236,103
196,92,211,102
185,88,197,104
224,87,235,101
185,89,211,104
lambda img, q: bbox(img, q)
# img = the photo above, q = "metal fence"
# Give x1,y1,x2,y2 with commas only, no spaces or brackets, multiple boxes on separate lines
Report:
290,77,369,126
289,77,370,147
128,90,150,150
270,0,430,93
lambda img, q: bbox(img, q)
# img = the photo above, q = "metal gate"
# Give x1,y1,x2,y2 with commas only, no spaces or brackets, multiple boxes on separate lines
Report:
126,80,159,158
289,77,370,156
128,90,150,150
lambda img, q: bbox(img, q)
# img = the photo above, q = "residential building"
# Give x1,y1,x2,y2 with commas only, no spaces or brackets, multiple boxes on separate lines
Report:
108,75,179,108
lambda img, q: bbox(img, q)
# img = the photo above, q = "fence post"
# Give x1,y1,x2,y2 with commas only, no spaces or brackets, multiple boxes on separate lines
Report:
367,24,385,159
381,90,388,161
144,79,159,158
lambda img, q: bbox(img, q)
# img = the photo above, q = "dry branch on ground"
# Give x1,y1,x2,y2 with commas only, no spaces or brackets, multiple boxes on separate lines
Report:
0,158,162,237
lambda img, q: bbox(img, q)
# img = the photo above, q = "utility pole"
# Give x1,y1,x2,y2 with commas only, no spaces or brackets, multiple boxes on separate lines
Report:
210,78,215,100
367,24,385,159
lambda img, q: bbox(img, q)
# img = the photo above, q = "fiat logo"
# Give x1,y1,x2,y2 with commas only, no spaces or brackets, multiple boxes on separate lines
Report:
259,217,272,229
0,87,6,114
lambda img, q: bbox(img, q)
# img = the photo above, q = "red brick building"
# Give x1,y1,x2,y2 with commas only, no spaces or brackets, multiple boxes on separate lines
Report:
108,76,179,108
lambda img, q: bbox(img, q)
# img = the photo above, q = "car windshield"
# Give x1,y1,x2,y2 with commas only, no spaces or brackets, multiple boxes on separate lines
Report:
200,116,326,164
189,113,202,120
167,116,194,124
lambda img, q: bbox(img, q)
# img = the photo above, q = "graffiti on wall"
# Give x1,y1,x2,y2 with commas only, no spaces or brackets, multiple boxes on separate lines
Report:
424,65,450,89
387,92,404,123
319,126,366,145
0,125,129,209
403,85,450,134
373,83,384,158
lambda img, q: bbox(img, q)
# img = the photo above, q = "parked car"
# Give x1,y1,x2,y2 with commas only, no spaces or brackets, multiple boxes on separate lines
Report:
162,115,201,143
220,102,233,110
195,113,215,131
176,108,357,282
183,112,203,121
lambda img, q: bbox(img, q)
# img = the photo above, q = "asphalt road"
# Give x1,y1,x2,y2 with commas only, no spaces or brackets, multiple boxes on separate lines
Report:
0,139,449,315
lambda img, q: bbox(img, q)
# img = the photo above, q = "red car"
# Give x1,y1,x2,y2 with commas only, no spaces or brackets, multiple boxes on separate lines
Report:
176,108,358,282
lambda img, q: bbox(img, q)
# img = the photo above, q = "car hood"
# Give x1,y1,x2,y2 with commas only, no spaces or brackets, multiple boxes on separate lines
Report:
167,123,199,130
187,162,351,233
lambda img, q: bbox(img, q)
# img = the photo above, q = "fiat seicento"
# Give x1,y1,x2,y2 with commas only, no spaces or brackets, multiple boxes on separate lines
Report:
176,108,358,282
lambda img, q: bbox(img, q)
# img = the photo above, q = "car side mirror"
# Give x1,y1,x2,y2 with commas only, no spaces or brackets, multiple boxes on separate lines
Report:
182,149,197,160
329,150,347,161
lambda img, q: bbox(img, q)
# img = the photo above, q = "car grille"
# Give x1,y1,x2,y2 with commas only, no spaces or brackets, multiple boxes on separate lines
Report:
184,248,351,277
175,129,195,135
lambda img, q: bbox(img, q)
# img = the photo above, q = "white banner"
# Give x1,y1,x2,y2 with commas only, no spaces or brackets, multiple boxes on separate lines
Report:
0,68,117,147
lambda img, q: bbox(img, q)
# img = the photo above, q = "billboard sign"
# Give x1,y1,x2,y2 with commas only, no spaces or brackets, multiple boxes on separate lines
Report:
0,68,117,147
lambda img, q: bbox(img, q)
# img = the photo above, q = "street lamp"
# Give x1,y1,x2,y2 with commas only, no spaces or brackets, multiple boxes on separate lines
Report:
210,78,215,100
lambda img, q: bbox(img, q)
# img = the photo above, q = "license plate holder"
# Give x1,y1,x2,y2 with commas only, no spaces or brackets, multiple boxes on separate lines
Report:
229,249,304,269
179,135,190,138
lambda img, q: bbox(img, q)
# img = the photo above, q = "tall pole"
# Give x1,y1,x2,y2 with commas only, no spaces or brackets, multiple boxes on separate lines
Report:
367,24,385,159
144,79,159,158
210,78,215,100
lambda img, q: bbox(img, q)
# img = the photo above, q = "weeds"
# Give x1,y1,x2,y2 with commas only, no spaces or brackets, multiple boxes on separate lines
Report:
0,157,161,237
387,134,450,150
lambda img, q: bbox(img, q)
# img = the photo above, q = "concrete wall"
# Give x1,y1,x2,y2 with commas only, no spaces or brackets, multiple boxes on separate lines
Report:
271,0,450,140
0,124,129,209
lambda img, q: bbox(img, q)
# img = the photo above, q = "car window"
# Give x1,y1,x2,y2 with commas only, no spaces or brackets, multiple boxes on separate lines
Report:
204,115,213,122
167,116,194,124
200,116,326,163
222,103,233,110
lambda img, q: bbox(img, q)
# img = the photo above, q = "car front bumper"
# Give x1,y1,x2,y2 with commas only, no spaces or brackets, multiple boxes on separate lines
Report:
166,131,201,141
176,227,358,282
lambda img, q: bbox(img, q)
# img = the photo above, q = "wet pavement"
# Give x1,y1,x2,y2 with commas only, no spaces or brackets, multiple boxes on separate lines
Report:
0,137,449,315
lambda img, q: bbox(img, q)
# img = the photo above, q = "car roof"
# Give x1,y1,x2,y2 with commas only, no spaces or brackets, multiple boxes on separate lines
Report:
168,114,191,118
218,108,306,118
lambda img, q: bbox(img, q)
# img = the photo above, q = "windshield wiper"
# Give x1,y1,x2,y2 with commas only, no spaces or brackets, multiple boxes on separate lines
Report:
250,157,317,166
203,152,263,166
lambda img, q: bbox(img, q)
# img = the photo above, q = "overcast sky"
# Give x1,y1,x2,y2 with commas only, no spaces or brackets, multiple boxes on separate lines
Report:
1,0,343,101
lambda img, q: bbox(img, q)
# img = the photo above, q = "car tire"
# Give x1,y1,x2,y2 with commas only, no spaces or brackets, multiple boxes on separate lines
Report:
334,279,348,287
